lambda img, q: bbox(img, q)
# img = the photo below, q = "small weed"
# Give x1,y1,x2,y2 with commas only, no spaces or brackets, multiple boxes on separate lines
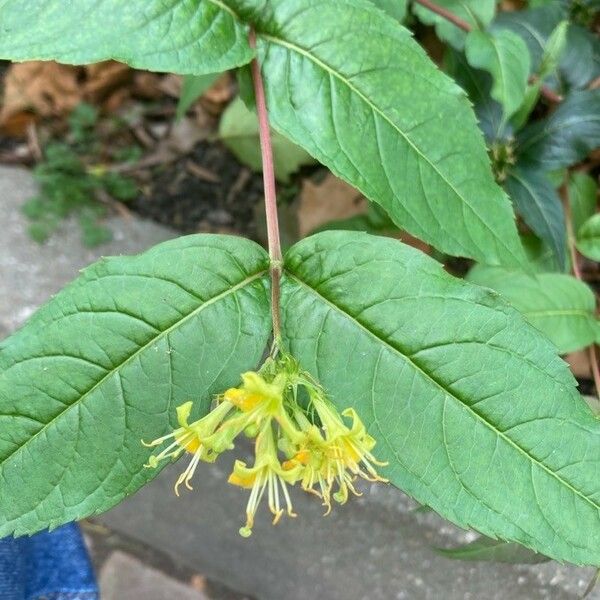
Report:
23,103,140,247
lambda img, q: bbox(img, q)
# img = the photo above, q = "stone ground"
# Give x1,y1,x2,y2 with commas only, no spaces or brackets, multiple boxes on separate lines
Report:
1,164,599,599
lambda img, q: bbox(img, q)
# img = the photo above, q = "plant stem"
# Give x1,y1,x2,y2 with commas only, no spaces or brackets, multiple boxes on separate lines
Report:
562,178,600,398
414,0,471,31
412,0,563,103
249,29,283,340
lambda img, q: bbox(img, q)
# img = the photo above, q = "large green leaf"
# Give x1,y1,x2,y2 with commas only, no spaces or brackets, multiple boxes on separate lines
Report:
281,231,600,565
577,214,600,262
0,0,525,266
517,90,600,170
413,0,496,50
465,29,531,121
369,0,408,22
219,97,316,183
494,6,598,91
232,0,525,267
444,49,506,141
466,265,597,354
493,5,562,74
570,172,598,235
559,24,599,90
0,235,271,536
0,0,253,74
504,167,566,271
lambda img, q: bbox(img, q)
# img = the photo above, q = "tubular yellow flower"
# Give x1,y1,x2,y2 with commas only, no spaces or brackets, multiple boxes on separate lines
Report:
143,399,233,495
141,357,388,537
228,424,302,537
209,372,289,453
303,396,388,506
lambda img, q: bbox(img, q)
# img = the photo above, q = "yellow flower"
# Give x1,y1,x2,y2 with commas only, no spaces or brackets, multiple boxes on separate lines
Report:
281,424,334,512
288,397,388,508
228,425,302,537
223,371,286,412
209,372,290,453
141,358,388,536
143,400,233,496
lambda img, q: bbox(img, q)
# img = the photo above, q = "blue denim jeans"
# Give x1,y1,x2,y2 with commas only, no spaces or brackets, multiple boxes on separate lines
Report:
0,523,98,600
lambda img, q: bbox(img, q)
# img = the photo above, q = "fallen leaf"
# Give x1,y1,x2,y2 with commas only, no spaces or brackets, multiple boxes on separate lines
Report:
566,350,592,379
0,62,81,130
297,174,367,237
0,60,137,135
83,62,131,104
132,71,164,100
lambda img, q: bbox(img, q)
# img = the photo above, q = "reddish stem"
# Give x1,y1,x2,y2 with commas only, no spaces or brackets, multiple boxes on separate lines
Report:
414,0,470,31
562,180,600,397
249,29,282,339
412,0,562,104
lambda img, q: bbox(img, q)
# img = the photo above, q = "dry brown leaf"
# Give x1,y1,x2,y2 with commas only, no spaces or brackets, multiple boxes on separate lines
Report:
0,111,36,137
296,174,367,237
399,231,431,254
500,0,525,10
201,73,234,116
83,62,132,104
132,71,164,100
566,350,592,379
0,62,81,128
0,60,138,134
158,74,183,98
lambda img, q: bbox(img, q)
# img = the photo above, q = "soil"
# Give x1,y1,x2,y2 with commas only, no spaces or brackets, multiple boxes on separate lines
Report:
131,140,265,239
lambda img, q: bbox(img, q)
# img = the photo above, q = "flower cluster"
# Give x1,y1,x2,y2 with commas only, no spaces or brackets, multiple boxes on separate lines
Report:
143,355,387,537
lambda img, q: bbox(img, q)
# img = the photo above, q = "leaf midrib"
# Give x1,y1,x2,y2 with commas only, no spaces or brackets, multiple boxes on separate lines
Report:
284,270,600,513
0,270,267,467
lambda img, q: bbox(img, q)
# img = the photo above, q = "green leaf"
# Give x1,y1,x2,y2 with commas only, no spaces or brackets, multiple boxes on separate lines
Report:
570,172,598,235
504,167,566,271
0,235,271,536
176,73,221,121
465,29,531,121
219,97,316,183
281,231,600,565
368,0,407,22
237,0,525,267
538,20,568,80
466,265,597,354
493,5,563,74
0,1,253,75
560,24,599,90
517,90,600,171
493,6,598,91
413,0,496,50
521,233,561,273
444,49,506,141
509,19,568,130
577,214,600,262
437,535,550,564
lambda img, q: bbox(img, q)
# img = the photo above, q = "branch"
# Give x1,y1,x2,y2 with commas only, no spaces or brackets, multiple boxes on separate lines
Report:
561,178,600,398
249,29,283,340
414,0,470,31
412,0,563,103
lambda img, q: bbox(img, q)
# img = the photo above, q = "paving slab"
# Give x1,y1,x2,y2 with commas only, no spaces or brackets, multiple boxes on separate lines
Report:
1,164,598,600
100,551,209,600
98,449,599,600
0,165,174,332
